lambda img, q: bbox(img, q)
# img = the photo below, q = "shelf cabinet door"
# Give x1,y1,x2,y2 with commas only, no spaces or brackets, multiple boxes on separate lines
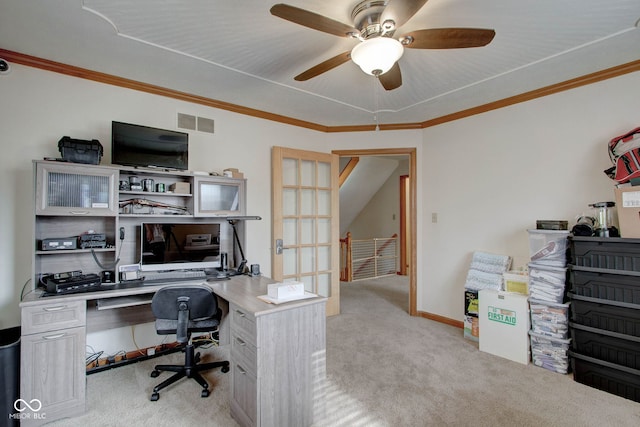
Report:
194,176,246,217
35,162,118,216
20,326,86,426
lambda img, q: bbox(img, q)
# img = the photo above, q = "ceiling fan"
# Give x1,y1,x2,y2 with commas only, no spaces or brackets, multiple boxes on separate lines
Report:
270,0,495,90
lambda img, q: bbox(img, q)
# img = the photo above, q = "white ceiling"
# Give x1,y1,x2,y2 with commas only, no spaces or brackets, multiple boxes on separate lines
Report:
1,0,640,128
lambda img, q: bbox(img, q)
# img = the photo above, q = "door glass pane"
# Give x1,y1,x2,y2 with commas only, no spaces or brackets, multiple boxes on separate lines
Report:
300,218,315,244
283,248,297,276
301,160,315,186
301,189,315,215
318,245,330,271
317,161,331,188
283,219,297,246
283,189,298,215
317,218,331,244
301,247,315,273
301,275,315,293
283,158,298,186
317,273,331,297
318,190,331,216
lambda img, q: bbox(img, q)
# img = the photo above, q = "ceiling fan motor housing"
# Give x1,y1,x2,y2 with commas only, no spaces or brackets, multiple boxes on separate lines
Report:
351,0,391,39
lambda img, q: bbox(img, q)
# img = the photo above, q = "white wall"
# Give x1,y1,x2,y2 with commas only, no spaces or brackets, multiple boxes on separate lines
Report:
419,71,640,320
346,159,410,240
2,60,639,337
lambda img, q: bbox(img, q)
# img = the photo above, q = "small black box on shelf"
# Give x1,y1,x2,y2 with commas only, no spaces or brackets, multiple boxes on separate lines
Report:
58,136,103,165
569,350,640,403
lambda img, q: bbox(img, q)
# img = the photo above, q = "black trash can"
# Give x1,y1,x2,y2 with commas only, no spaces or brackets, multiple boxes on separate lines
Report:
0,326,20,426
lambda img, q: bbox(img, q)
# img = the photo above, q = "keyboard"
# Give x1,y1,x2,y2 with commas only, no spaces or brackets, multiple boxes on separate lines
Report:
141,269,207,283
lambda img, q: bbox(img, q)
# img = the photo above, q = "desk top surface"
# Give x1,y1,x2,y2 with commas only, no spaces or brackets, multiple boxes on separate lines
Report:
21,274,326,316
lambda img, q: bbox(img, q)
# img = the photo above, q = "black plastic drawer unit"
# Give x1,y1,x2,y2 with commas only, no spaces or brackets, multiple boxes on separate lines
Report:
570,351,640,403
569,266,640,305
570,322,640,370
569,236,640,272
569,294,640,337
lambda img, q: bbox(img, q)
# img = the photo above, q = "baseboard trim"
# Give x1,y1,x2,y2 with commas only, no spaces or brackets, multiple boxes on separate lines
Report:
416,310,463,329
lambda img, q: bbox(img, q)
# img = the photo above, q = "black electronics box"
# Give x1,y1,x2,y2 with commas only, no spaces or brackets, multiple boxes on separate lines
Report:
58,136,103,165
45,273,102,295
79,233,107,249
41,237,77,251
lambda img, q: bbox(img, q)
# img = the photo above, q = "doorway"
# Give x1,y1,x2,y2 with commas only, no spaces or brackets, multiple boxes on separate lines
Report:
333,148,417,316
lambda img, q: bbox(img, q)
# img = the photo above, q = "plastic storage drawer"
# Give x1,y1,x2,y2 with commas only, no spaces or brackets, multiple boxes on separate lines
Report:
569,294,640,337
528,264,568,303
528,229,570,267
529,331,570,374
569,351,640,403
569,266,640,304
570,322,640,370
569,236,640,272
529,298,570,339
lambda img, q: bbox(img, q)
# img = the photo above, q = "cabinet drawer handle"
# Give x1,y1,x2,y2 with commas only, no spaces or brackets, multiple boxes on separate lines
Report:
235,337,246,346
69,210,91,215
235,309,246,318
237,364,246,375
43,333,66,340
43,305,67,312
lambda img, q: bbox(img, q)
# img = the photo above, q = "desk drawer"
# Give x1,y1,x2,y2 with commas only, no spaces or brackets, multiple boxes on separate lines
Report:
231,327,257,370
229,302,256,339
22,300,86,335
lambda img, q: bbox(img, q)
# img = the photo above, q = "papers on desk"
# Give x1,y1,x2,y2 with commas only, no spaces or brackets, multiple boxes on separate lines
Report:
257,292,317,305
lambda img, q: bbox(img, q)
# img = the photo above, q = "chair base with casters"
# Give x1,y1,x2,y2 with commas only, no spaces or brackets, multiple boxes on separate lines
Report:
149,284,230,401
150,342,230,401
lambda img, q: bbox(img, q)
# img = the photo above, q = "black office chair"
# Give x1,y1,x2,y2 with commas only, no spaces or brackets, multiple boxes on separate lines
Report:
149,284,229,401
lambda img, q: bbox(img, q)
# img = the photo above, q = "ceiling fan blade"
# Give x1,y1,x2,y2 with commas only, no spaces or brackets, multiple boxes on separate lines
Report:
378,62,402,91
294,51,352,81
270,4,357,37
380,0,429,29
403,28,496,49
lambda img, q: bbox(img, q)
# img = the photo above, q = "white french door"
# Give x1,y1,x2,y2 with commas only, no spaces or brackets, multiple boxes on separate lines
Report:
272,146,340,316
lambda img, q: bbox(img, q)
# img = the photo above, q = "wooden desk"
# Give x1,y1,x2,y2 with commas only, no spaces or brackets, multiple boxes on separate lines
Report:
19,275,326,427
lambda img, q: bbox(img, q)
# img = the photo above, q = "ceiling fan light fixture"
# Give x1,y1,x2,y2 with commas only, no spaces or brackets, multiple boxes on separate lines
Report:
351,37,404,76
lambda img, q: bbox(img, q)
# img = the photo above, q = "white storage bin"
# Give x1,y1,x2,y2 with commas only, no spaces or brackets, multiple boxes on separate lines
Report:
528,229,570,267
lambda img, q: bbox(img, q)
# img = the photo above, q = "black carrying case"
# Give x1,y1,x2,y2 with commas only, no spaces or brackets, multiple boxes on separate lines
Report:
58,136,103,164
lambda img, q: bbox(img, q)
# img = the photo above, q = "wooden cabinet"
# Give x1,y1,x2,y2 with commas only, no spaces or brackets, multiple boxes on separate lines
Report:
35,161,118,216
33,161,119,287
227,298,327,427
20,300,86,426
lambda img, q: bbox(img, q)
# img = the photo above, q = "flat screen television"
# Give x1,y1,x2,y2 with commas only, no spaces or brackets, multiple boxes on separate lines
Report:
140,222,220,271
112,121,188,170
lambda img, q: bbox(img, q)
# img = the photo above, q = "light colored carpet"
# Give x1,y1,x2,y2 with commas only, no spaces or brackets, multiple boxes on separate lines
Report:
50,276,640,426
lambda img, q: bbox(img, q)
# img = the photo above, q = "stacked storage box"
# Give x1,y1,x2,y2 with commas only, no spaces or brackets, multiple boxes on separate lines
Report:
463,251,512,342
568,236,640,402
529,299,571,373
528,229,571,372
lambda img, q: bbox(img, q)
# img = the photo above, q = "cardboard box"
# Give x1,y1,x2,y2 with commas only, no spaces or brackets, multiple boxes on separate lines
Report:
614,187,640,238
224,168,244,179
169,182,190,194
463,315,479,342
